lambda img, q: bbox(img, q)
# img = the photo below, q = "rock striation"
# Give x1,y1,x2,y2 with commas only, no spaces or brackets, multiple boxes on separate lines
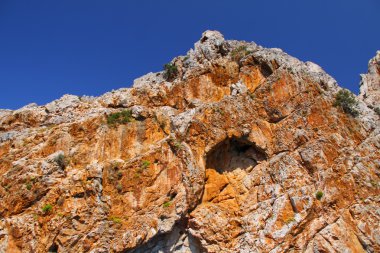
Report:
0,31,379,253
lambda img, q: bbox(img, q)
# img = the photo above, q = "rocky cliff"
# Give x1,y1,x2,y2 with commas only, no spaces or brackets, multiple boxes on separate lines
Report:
359,51,380,110
0,31,379,253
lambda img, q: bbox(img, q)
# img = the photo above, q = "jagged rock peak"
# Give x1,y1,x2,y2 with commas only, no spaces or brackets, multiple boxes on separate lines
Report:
193,30,227,59
359,50,380,110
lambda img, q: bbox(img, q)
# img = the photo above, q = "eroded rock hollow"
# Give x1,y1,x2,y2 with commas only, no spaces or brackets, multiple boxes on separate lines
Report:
0,31,379,252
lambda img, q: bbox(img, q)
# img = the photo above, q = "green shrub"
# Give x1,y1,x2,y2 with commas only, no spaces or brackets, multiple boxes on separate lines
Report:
54,154,68,169
174,142,183,150
374,107,380,116
26,182,32,190
42,204,53,213
163,63,178,80
116,183,123,192
168,137,183,152
315,191,324,200
107,110,133,125
108,216,122,223
285,217,295,224
141,160,151,170
163,201,171,208
230,45,251,62
333,89,359,117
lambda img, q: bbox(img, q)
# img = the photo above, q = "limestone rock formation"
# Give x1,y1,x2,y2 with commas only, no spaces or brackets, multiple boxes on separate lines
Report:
359,51,380,111
0,31,379,253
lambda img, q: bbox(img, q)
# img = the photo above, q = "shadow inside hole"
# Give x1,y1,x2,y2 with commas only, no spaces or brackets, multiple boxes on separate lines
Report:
48,243,58,253
206,138,266,173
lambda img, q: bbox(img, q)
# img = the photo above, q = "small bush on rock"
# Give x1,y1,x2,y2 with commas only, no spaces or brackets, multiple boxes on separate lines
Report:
230,45,251,62
315,191,324,200
117,171,123,179
285,217,296,224
374,107,380,116
42,204,53,213
116,183,123,192
54,154,68,169
333,89,359,117
163,63,178,80
141,160,151,170
26,182,32,190
108,216,122,223
107,110,133,125
169,137,183,151
57,197,65,206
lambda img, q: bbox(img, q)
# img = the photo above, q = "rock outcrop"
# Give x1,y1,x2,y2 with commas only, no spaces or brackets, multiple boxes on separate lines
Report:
359,51,380,111
0,31,379,253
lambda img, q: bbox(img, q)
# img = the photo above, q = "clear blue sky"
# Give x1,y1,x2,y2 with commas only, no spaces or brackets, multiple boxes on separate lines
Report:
0,0,379,109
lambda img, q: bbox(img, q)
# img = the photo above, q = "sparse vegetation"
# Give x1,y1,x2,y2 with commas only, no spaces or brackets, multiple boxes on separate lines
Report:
106,162,122,182
110,161,122,170
285,217,296,224
42,204,53,213
107,110,133,125
141,160,151,170
154,114,167,131
57,197,65,206
230,45,251,62
116,183,123,192
163,201,172,208
174,141,183,150
54,154,68,170
214,107,224,115
316,191,324,200
169,137,183,151
374,107,380,116
108,216,122,223
26,182,32,190
369,180,378,188
136,160,150,174
333,89,359,117
163,63,178,80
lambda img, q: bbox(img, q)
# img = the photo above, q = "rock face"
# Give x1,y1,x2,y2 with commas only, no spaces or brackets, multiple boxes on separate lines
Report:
359,51,380,110
0,31,379,253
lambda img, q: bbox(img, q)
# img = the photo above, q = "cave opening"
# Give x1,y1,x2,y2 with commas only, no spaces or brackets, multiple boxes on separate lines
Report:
48,243,58,253
206,138,266,173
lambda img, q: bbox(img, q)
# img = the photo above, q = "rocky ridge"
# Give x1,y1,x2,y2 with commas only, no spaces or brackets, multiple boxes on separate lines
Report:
359,50,380,110
0,31,379,253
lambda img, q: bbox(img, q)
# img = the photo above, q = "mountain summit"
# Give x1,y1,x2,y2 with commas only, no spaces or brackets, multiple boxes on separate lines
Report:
0,31,379,252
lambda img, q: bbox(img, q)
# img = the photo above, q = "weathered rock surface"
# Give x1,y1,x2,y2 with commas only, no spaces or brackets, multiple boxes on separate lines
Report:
359,51,380,110
0,31,379,253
